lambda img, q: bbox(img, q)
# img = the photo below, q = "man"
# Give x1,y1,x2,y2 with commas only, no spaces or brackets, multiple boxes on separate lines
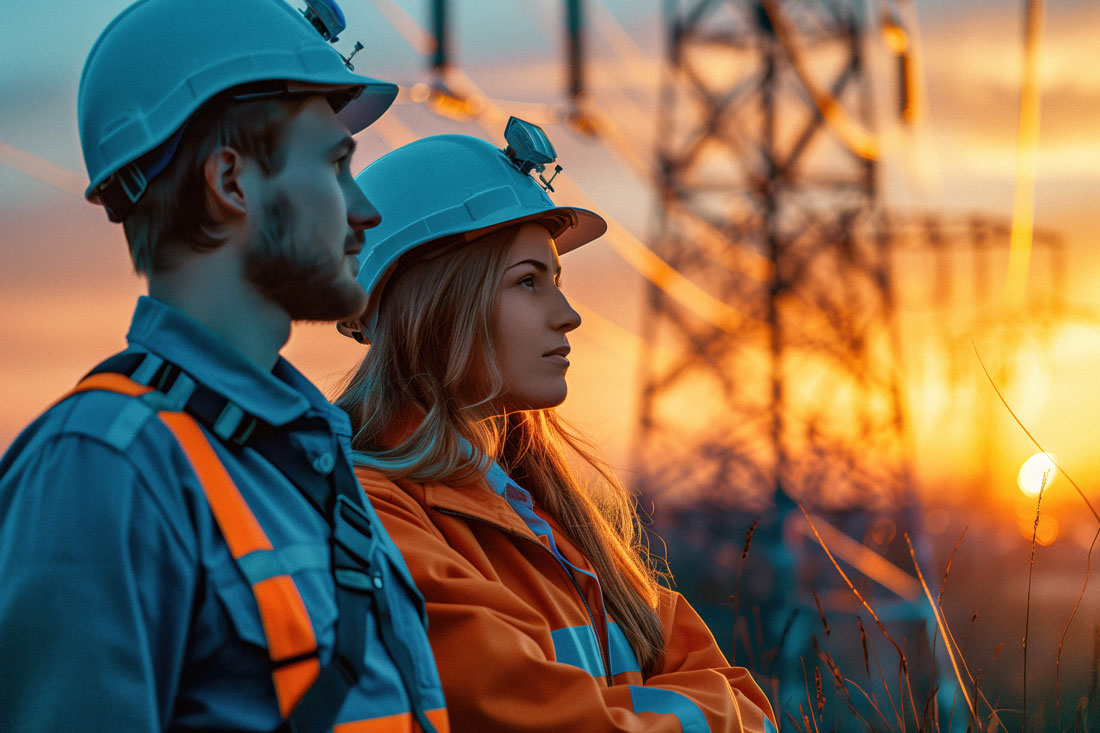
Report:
0,0,447,730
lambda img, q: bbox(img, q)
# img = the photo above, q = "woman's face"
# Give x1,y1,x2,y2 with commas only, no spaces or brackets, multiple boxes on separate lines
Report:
491,223,582,412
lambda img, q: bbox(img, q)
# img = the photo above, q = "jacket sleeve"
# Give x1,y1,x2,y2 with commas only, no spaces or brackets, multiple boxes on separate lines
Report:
360,473,777,733
0,432,197,731
645,587,777,732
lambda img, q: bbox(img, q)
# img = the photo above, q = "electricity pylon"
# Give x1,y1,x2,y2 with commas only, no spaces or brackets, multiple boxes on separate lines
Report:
635,0,910,513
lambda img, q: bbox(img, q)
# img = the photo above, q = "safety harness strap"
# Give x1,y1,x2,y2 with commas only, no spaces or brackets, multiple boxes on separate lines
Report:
157,410,323,716
64,370,322,717
71,354,439,733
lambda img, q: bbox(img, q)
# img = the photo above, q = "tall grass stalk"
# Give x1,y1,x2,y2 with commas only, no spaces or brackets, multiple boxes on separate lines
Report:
731,519,758,666
974,345,1100,526
1055,527,1099,730
798,504,920,727
1023,467,1052,727
904,533,983,727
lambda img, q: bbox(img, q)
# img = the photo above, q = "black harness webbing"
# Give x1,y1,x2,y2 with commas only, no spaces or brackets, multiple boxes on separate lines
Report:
85,353,436,733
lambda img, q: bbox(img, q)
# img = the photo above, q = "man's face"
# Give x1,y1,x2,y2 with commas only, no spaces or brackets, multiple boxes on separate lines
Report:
243,96,379,322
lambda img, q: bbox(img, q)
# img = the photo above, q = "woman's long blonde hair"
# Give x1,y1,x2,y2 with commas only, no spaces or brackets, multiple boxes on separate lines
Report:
335,224,667,674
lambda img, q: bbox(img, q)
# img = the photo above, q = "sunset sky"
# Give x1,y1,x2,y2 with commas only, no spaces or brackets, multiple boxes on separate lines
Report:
3,0,1100,543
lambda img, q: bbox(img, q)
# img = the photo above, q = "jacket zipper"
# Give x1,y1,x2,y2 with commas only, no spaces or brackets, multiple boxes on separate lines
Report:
431,506,614,685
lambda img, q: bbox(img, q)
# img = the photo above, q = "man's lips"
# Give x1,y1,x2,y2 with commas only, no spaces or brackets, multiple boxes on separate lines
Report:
345,232,364,256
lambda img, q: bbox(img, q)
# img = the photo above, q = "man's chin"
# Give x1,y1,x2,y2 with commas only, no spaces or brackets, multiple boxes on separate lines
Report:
295,297,368,325
336,292,370,324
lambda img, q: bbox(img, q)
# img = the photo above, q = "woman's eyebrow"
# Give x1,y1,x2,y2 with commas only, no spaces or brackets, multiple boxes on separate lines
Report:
505,258,562,276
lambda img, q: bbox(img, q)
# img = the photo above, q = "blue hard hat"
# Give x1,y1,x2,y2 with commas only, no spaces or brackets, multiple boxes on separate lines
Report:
339,119,607,342
79,0,397,221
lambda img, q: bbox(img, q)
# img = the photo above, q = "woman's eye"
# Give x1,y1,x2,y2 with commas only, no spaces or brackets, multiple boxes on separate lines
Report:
519,275,536,288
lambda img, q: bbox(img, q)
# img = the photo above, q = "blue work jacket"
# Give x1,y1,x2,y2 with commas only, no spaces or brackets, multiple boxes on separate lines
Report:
0,296,446,731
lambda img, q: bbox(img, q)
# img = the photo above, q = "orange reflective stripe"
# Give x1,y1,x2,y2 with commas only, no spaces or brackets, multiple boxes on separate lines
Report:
254,575,320,662
333,707,449,733
73,372,154,397
158,409,322,715
68,377,437,727
273,656,323,718
158,410,271,558
425,708,450,733
52,372,154,409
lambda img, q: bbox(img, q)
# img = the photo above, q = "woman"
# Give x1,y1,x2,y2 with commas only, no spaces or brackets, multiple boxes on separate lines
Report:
336,119,777,733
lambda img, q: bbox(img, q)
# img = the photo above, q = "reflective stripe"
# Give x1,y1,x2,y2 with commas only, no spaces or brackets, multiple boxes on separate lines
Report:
550,625,606,678
238,544,329,585
273,656,323,718
159,411,271,557
333,707,450,733
607,622,641,676
550,621,642,679
67,375,448,727
629,686,710,733
63,374,157,451
69,372,152,399
103,397,158,450
157,409,320,716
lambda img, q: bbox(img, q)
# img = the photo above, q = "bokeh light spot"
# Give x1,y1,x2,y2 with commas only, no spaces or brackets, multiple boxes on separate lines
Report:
924,508,950,535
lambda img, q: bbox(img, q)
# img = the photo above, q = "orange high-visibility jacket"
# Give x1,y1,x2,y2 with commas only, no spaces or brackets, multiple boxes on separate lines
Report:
355,463,777,733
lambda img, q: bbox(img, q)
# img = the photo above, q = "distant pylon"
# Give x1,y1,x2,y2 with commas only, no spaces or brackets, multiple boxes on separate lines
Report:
635,0,911,512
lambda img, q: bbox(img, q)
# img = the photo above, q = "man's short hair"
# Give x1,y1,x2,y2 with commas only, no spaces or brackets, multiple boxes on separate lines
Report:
122,93,313,275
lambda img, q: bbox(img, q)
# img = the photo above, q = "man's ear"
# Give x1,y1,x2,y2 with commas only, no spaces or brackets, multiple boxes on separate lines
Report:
202,147,251,223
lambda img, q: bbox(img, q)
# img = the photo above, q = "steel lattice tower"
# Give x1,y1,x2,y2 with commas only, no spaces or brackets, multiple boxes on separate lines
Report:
635,0,910,513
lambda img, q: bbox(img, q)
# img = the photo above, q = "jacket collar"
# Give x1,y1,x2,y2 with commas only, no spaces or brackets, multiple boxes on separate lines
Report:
422,479,533,538
125,296,350,435
369,406,535,538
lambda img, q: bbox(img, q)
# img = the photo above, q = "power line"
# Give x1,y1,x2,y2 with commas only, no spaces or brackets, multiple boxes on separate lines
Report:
369,0,764,334
0,141,86,197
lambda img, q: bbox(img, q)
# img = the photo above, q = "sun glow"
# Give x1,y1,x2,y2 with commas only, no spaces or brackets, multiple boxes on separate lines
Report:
1017,452,1057,497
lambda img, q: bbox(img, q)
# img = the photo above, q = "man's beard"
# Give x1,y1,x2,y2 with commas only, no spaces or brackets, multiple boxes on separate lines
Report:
243,191,367,322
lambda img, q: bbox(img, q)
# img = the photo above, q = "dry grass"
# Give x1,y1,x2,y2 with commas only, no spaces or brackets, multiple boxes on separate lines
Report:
731,511,1099,731
719,488,1099,731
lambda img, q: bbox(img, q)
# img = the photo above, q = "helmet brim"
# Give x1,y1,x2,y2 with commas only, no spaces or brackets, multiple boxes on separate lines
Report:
336,79,399,135
448,206,607,255
554,207,607,254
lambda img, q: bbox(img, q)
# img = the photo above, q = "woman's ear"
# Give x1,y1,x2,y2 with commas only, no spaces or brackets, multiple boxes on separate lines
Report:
202,147,250,224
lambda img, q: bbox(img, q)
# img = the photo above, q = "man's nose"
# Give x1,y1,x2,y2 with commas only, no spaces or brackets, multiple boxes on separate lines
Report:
348,184,381,231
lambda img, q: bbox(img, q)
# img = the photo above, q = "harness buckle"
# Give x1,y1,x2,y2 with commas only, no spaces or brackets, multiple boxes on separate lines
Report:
331,494,378,592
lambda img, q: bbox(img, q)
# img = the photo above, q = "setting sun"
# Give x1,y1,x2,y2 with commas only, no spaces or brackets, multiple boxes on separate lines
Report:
1016,451,1057,497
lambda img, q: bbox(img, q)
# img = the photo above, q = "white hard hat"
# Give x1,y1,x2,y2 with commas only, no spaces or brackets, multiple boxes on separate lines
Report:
79,0,397,221
338,118,607,343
